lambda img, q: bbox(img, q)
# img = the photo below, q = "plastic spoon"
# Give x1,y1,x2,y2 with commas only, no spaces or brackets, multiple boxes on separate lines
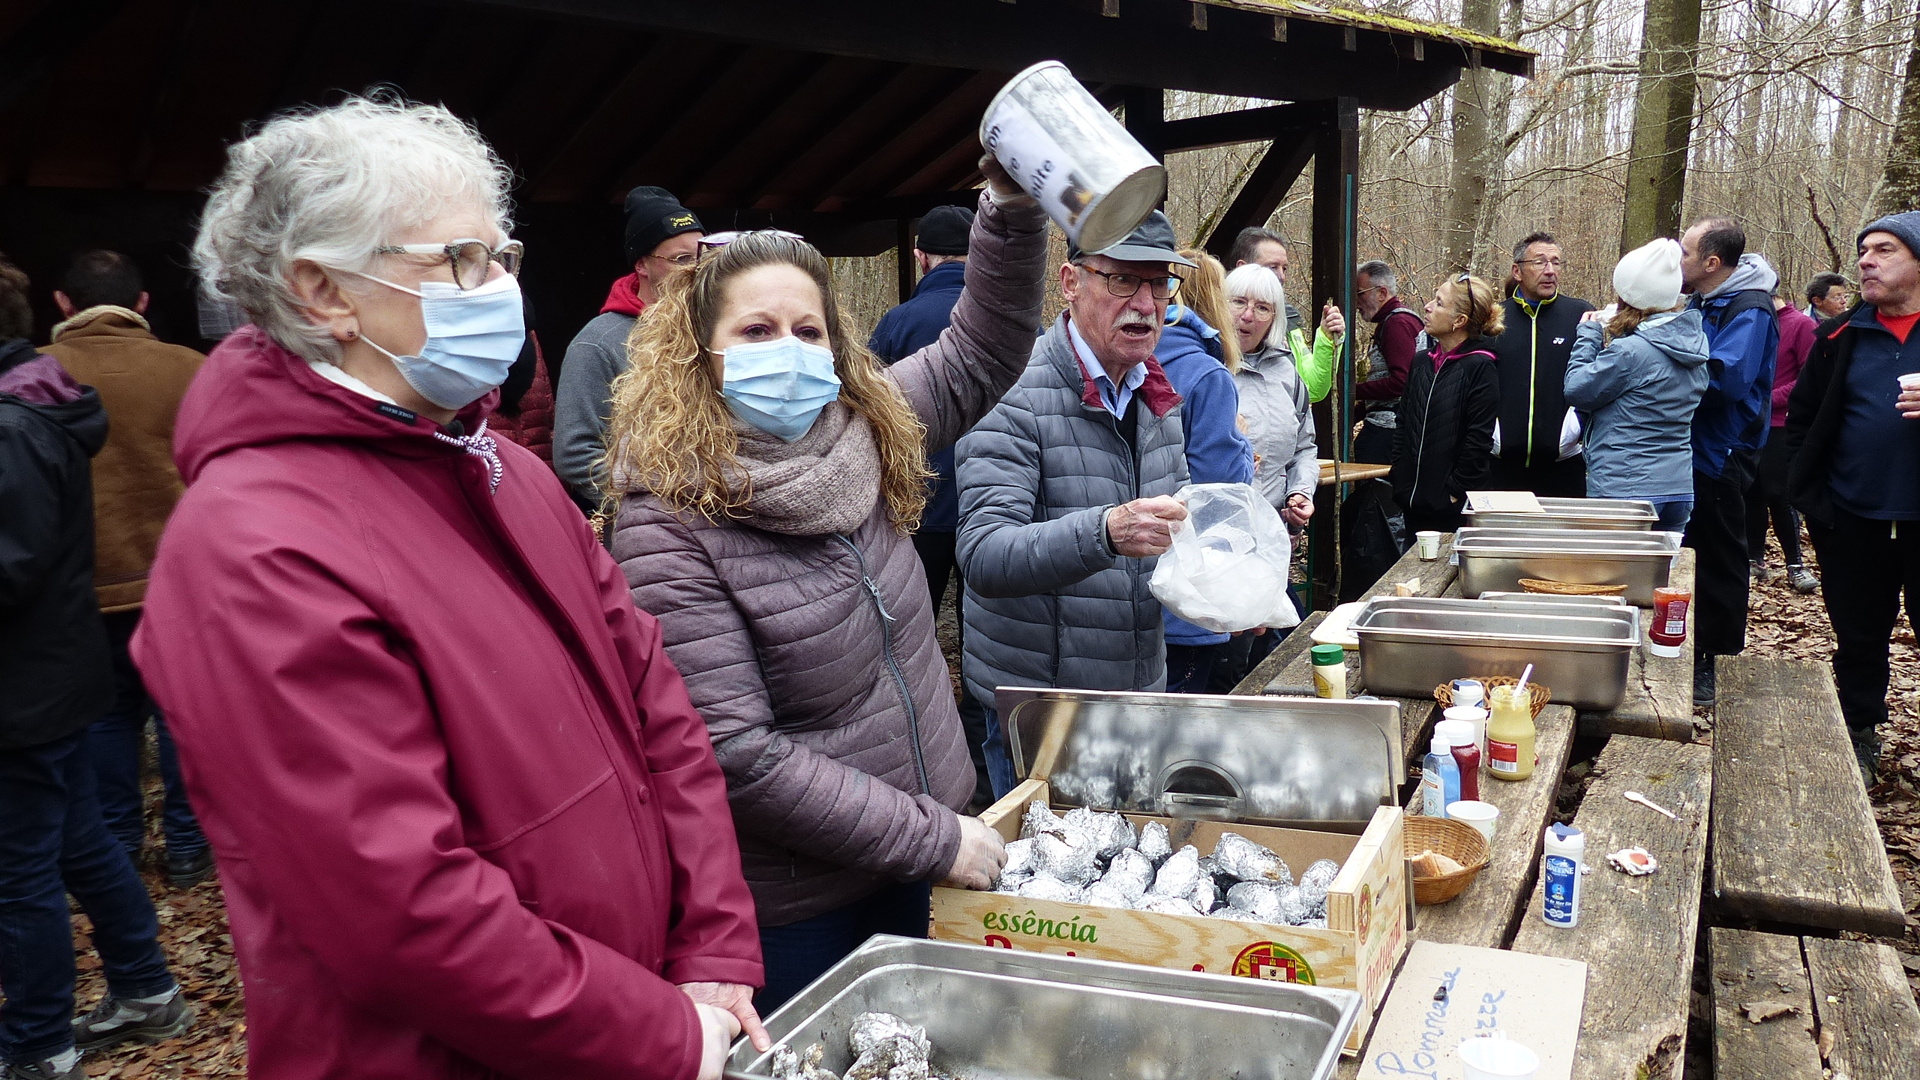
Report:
1623,790,1677,819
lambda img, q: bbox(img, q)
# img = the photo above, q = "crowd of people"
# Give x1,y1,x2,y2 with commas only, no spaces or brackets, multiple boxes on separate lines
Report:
3,94,1918,1079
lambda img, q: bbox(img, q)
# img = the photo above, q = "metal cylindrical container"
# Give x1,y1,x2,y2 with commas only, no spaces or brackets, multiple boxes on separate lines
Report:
980,61,1166,254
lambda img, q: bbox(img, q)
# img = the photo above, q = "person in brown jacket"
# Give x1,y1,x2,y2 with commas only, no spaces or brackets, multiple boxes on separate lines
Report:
42,250,213,888
606,158,1043,1011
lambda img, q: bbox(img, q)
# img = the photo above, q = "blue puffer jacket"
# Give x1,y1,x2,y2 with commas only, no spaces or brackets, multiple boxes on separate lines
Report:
1154,305,1254,646
1565,310,1712,500
1689,254,1780,479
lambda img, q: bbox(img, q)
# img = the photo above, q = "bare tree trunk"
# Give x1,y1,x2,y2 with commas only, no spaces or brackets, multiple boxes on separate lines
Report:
1443,0,1501,272
1620,0,1703,253
1875,7,1920,217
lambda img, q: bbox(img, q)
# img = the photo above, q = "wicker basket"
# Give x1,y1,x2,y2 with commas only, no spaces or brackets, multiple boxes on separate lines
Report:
1433,676,1551,719
1518,577,1628,596
1403,815,1490,905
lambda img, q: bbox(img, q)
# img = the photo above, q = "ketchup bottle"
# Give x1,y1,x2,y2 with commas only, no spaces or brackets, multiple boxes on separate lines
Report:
1649,586,1690,658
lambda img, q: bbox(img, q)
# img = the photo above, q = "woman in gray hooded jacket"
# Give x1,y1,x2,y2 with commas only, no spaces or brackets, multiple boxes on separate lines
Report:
1564,238,1712,532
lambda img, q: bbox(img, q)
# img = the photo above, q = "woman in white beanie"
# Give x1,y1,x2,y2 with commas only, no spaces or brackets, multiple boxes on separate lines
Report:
1564,238,1713,530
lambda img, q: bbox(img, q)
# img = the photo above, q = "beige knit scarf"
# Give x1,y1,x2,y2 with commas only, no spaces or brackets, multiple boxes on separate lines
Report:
726,401,881,536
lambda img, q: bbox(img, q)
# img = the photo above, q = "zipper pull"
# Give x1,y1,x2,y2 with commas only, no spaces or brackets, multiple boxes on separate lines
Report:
863,576,896,622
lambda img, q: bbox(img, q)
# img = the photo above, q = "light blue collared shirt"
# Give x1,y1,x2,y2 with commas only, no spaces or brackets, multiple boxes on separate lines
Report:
1067,316,1147,420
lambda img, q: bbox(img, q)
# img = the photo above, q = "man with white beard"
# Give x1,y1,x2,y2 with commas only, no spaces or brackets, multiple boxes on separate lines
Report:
956,211,1194,796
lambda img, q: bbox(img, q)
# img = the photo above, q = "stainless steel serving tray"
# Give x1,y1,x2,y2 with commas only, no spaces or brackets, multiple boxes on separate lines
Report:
1452,526,1683,605
1462,496,1657,531
993,687,1403,829
728,936,1362,1080
1351,596,1641,710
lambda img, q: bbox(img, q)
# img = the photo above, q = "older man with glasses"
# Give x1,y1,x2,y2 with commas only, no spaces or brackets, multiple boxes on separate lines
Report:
956,211,1193,797
1488,231,1595,497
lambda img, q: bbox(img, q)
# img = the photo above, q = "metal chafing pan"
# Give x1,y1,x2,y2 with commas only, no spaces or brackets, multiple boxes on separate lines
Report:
1452,526,1683,605
727,936,1362,1080
1462,496,1657,531
1351,596,1640,710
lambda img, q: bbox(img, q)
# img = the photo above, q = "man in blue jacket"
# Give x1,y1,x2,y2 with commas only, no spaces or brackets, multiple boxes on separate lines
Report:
869,204,989,804
1679,218,1779,706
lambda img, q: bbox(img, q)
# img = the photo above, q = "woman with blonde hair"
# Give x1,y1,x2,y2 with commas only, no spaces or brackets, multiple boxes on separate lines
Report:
604,157,1045,1009
1391,273,1505,534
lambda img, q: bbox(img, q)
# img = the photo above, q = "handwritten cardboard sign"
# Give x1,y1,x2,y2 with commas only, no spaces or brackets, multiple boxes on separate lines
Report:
1357,941,1585,1080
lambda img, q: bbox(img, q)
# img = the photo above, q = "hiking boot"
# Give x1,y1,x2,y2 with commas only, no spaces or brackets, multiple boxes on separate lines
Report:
165,847,215,889
1787,564,1818,594
71,990,194,1052
1852,728,1882,789
1693,655,1716,707
2,1056,82,1080
1749,559,1769,583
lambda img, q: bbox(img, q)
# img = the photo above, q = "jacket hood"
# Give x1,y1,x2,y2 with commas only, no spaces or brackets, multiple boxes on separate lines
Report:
601,273,647,317
1704,252,1778,301
172,325,498,485
1159,304,1226,365
1634,308,1711,368
0,341,107,456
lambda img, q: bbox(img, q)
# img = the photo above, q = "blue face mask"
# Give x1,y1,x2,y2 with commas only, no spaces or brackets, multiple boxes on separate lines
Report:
717,336,842,442
359,272,526,410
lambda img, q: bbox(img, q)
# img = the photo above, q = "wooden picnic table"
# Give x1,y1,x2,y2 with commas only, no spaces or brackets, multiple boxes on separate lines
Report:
1317,458,1394,486
1233,538,1719,1078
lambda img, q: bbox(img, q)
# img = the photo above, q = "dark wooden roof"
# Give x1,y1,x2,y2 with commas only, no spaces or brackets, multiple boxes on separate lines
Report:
2,0,1529,253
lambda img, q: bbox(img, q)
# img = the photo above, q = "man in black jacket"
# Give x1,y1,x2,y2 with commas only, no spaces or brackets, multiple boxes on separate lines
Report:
1489,232,1593,496
0,257,191,1079
1784,211,1920,783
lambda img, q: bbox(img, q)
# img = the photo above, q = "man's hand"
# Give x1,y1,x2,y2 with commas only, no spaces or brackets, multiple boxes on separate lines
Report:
682,982,769,1054
978,153,1036,207
1106,497,1188,557
1320,303,1345,338
940,814,1008,890
1282,494,1314,527
1899,384,1920,418
694,1002,742,1080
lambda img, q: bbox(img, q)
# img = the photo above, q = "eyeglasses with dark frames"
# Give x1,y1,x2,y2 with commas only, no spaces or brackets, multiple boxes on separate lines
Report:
1083,267,1183,300
373,239,523,291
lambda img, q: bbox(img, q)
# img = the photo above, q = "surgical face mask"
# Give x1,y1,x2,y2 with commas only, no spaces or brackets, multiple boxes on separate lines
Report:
355,272,526,410
716,336,841,442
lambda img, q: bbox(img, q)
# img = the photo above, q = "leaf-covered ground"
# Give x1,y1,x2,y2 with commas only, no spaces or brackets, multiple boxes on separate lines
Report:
54,531,1920,1076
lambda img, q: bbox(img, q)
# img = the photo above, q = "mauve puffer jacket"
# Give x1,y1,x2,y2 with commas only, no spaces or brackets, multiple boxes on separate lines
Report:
612,194,1048,926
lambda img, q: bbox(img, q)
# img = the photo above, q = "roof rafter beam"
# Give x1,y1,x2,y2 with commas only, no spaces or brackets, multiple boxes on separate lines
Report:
1159,101,1326,154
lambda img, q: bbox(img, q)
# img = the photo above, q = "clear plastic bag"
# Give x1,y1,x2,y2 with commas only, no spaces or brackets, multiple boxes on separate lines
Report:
1149,483,1301,634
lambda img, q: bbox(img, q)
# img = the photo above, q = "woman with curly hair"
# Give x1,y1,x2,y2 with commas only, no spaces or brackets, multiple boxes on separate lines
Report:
604,157,1045,1009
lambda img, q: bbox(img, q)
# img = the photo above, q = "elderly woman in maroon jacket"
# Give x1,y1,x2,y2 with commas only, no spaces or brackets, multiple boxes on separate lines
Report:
606,162,1043,1008
134,96,764,1080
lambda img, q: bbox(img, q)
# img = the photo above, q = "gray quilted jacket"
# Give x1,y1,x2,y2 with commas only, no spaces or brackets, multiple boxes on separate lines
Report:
611,194,1048,926
956,316,1189,713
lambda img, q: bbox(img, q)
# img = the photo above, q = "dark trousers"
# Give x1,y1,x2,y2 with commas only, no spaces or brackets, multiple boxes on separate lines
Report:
1403,506,1464,538
755,881,931,1015
0,733,174,1064
88,610,206,862
1206,625,1284,694
1684,459,1753,656
1487,454,1587,498
912,531,992,807
1163,643,1220,694
1744,434,1803,565
1805,510,1920,749
1353,420,1395,465
982,706,1015,800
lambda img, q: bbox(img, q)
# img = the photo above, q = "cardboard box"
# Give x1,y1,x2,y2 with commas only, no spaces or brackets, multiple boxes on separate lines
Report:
931,778,1409,1054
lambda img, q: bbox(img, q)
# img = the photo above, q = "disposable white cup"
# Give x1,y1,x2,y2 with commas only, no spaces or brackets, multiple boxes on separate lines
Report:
1447,800,1500,842
1416,531,1442,560
1899,372,1920,391
1459,1034,1540,1080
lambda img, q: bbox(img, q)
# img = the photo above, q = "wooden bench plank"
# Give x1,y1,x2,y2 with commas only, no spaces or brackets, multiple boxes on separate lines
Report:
1402,704,1578,950
1578,548,1696,742
1709,928,1822,1080
1805,936,1920,1080
1365,534,1457,601
1511,736,1712,1080
1710,657,1907,936
1230,611,1326,696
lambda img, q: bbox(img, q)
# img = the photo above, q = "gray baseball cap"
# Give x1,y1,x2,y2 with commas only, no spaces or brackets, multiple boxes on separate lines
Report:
1068,210,1197,268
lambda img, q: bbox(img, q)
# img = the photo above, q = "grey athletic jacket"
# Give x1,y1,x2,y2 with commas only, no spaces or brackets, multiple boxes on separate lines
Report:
956,316,1188,711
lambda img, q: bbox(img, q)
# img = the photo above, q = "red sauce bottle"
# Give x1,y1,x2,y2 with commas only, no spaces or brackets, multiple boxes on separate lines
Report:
1650,586,1691,658
1436,718,1481,802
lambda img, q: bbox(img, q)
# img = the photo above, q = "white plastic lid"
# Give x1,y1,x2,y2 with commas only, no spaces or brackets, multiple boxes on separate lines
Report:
1431,735,1449,756
1435,719,1476,747
1443,704,1488,724
1451,680,1486,705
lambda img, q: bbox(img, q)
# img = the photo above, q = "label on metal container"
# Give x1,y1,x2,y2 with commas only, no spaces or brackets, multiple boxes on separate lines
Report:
983,107,1098,237
1543,854,1579,925
1488,738,1520,775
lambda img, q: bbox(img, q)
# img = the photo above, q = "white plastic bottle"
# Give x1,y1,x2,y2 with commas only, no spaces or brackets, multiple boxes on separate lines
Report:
1541,823,1585,928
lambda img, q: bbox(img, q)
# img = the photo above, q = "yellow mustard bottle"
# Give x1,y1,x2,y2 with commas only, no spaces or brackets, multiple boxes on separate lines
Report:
1485,684,1537,781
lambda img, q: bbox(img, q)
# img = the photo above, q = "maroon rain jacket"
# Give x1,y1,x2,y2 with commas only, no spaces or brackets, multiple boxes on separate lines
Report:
135,326,761,1080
